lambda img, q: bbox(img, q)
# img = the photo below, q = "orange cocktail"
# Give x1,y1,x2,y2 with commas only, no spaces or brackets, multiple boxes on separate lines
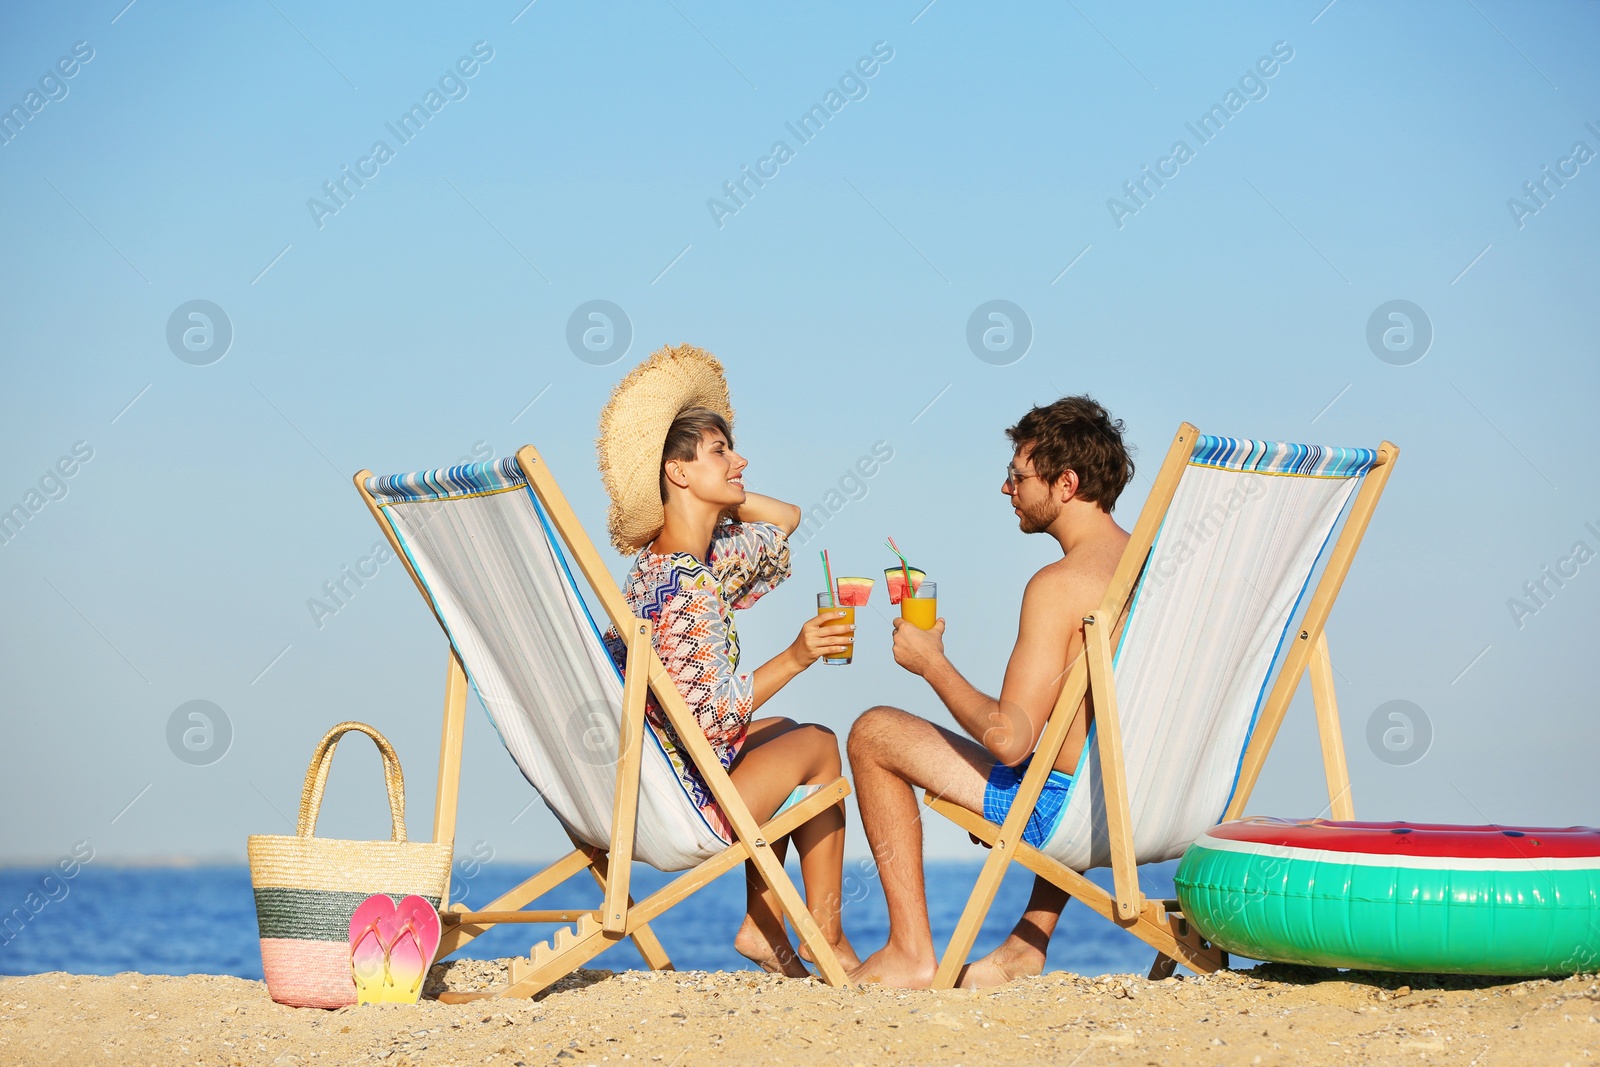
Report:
816,592,855,665
901,581,938,630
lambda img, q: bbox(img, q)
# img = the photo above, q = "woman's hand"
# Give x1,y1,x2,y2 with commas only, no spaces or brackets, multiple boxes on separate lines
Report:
891,616,946,677
790,610,854,667
732,492,803,537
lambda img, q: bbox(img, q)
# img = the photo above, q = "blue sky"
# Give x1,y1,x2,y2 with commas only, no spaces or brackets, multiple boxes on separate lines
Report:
2,0,1596,864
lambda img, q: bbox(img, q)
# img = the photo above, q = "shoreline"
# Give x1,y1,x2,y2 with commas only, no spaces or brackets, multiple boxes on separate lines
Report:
2,959,1594,1065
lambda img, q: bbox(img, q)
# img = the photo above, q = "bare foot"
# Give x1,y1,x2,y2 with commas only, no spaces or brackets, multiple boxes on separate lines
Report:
735,915,810,978
957,935,1046,989
799,935,862,973
850,944,937,989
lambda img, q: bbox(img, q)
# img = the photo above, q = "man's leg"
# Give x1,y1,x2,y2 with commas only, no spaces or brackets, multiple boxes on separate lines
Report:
846,705,990,988
958,876,1070,988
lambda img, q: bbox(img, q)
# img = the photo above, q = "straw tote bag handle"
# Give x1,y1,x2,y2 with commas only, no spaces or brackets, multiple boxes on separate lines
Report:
295,721,409,841
249,720,450,1009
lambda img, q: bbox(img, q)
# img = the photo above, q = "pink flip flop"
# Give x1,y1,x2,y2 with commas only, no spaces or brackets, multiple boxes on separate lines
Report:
348,895,399,1005
386,896,442,1003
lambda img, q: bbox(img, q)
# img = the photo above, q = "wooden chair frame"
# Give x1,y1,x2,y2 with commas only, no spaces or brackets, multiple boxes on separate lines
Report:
354,445,852,1000
925,423,1397,988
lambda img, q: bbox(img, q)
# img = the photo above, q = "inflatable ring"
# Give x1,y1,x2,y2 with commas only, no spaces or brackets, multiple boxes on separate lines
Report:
1175,818,1600,976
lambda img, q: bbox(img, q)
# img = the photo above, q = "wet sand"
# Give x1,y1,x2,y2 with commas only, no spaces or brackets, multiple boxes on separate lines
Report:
2,960,1595,1065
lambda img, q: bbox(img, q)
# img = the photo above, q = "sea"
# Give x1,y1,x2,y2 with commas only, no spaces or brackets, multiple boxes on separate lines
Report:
0,858,1245,980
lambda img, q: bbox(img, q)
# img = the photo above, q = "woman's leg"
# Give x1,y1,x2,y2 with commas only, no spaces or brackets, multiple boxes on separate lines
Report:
727,718,807,976
727,717,858,973
787,769,857,970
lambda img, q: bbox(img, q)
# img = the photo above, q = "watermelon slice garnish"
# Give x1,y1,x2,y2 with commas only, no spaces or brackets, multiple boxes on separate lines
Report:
836,577,874,607
884,566,926,605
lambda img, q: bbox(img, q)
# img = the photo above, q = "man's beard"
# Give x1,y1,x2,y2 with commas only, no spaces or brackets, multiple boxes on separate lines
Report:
1016,496,1060,534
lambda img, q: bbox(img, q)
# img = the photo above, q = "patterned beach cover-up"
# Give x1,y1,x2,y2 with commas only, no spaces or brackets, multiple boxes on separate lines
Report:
603,521,791,840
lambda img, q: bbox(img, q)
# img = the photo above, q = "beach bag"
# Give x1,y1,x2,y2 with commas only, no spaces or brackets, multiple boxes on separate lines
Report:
247,721,453,1008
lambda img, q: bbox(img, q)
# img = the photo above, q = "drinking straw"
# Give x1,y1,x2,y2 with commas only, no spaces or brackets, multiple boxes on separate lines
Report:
821,549,836,604
884,536,912,598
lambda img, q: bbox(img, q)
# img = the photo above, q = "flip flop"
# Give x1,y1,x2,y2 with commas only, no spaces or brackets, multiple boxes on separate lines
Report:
348,894,399,1005
386,895,442,1003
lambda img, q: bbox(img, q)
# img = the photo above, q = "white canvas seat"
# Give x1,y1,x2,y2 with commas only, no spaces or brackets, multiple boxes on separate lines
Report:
1042,436,1377,870
924,424,1397,987
363,456,727,871
354,446,853,1000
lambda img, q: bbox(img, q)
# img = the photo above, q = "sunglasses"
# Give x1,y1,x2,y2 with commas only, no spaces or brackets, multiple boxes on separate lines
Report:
1004,464,1040,488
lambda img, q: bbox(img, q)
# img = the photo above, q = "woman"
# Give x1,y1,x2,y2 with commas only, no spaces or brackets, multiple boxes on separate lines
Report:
597,344,858,977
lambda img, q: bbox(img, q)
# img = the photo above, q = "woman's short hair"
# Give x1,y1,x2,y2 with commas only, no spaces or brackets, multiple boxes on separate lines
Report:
659,406,734,502
1005,395,1135,511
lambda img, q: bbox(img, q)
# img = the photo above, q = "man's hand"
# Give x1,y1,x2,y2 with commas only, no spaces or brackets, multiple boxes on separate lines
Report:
891,616,946,677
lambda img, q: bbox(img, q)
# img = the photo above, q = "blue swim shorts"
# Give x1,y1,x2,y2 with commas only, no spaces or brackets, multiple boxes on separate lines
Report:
982,757,1075,849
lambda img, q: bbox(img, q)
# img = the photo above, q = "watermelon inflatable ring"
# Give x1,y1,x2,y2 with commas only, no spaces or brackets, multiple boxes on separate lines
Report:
1175,817,1600,976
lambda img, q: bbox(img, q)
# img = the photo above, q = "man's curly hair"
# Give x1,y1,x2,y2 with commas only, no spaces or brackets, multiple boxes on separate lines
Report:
1005,395,1135,512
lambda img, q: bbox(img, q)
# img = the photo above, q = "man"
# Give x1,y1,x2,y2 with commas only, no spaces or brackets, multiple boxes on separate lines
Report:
848,395,1135,988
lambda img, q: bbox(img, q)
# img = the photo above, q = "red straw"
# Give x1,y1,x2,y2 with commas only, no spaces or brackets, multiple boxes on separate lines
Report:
886,536,911,600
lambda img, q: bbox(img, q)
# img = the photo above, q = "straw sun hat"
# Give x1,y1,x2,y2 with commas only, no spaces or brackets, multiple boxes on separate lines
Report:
597,343,734,554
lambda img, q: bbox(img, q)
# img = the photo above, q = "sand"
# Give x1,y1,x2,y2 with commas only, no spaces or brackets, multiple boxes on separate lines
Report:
1,961,1596,1066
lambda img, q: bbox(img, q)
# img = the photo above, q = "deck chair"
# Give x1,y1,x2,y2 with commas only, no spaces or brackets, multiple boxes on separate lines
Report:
352,446,852,1000
925,423,1397,988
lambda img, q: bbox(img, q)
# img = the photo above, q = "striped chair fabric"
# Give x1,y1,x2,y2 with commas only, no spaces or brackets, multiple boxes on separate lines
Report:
364,458,729,872
1042,435,1380,870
